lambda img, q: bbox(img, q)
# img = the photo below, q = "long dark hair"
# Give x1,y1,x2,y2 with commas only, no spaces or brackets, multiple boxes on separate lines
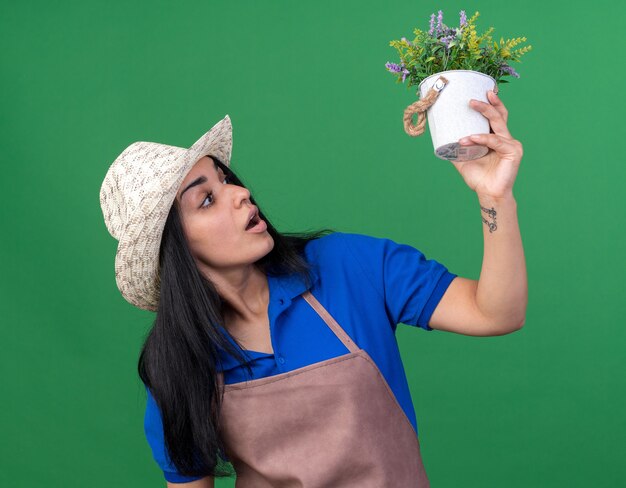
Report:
138,156,336,478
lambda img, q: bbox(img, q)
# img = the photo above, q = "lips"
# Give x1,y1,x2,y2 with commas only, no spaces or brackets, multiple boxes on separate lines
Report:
245,206,259,230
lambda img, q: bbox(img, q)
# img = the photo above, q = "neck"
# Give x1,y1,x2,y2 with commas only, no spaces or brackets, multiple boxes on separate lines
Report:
216,265,270,327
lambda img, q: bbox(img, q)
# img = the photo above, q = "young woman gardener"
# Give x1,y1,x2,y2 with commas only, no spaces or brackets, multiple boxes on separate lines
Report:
99,91,526,487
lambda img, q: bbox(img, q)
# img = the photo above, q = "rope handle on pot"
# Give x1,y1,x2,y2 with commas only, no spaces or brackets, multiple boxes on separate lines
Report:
403,75,449,137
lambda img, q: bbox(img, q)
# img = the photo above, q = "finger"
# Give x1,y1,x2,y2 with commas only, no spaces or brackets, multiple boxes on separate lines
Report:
487,90,509,124
459,133,520,156
469,97,512,139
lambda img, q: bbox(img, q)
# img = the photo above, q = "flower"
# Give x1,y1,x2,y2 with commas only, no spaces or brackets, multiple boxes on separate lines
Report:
386,61,411,82
401,68,410,83
385,62,403,73
436,10,443,36
385,61,411,83
500,64,520,78
428,13,435,36
440,35,455,49
460,10,467,27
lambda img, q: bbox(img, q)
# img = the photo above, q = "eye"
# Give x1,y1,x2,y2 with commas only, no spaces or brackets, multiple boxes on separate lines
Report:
200,175,231,208
200,192,214,209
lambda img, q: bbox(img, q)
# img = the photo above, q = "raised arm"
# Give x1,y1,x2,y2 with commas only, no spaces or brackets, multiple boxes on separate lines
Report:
429,89,527,335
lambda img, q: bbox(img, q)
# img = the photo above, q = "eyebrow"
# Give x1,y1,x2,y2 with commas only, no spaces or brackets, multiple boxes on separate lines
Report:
179,160,220,203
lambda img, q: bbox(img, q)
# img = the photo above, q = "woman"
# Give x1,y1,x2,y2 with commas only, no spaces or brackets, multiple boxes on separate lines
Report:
100,91,526,487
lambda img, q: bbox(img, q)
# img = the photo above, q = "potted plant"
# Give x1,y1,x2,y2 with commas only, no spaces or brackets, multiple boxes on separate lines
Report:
385,9,532,161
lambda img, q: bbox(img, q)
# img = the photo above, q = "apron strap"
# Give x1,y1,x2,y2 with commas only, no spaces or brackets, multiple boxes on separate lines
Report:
301,290,359,353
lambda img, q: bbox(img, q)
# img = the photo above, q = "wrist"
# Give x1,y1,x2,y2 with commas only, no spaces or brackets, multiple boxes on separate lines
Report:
477,191,516,207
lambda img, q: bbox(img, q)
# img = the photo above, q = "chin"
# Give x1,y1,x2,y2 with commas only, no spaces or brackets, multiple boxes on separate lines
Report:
262,234,275,252
250,236,274,266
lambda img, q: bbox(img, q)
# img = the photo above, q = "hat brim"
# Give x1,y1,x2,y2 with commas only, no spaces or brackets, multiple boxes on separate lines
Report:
114,114,233,311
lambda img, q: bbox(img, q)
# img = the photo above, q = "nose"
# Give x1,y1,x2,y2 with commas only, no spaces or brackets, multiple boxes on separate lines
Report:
233,184,252,208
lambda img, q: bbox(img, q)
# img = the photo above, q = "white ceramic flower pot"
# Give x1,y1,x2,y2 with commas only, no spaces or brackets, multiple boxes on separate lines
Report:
418,69,497,161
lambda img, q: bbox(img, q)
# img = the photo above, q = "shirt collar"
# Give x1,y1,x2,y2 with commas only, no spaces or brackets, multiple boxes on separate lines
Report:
216,265,320,372
273,263,320,300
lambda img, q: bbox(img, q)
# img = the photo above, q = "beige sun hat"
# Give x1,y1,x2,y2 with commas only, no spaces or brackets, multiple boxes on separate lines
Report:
99,114,233,311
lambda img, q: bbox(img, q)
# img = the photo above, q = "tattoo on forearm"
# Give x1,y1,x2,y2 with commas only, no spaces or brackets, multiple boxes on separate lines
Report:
480,205,498,233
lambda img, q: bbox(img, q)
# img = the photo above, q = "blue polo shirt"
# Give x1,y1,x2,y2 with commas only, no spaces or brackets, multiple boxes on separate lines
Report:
144,231,458,483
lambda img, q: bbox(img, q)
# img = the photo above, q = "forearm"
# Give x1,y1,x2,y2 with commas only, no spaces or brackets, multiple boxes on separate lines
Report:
475,192,528,331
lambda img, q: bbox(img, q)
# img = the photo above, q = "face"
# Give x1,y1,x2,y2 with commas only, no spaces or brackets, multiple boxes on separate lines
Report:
175,156,274,279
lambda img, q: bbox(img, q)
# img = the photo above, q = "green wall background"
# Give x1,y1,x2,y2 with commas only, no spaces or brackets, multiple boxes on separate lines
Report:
2,0,624,486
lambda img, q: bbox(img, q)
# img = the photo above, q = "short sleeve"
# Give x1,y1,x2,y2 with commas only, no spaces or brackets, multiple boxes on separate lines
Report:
143,385,204,483
341,232,457,330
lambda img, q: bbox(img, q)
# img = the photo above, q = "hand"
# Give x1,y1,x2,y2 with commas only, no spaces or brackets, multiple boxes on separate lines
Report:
453,90,524,200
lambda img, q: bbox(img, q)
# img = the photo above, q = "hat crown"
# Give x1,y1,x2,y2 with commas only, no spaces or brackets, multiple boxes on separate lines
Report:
100,142,187,240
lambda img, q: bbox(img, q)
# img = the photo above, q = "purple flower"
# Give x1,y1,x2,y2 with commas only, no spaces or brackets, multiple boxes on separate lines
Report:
428,13,435,36
459,10,467,27
436,10,443,36
385,62,403,73
440,32,459,50
385,61,410,82
500,64,520,78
